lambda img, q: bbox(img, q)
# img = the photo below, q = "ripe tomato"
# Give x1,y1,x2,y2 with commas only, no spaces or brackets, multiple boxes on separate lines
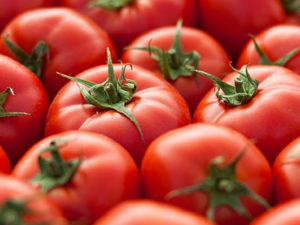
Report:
0,174,67,225
0,145,11,173
250,199,300,225
93,199,216,225
196,0,286,61
12,130,141,225
237,25,300,74
0,55,49,165
0,7,116,99
141,123,272,225
121,20,230,112
272,137,300,204
61,0,196,54
193,65,300,163
45,49,191,165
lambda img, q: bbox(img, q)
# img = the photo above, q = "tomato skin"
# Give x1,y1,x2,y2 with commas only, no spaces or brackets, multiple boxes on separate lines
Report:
0,145,11,173
93,199,216,225
272,137,300,204
45,64,191,165
13,130,141,225
196,0,286,61
0,7,116,99
141,123,272,225
250,199,300,225
121,25,231,112
61,0,196,54
0,55,49,165
237,25,300,74
0,174,67,224
193,65,300,164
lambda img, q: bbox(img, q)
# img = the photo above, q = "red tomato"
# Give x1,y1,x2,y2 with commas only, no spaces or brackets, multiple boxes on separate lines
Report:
272,137,300,204
121,21,231,112
0,145,11,173
93,199,216,225
141,123,272,225
193,65,300,163
196,0,286,61
250,199,300,225
61,0,196,54
0,55,49,165
0,7,116,99
0,0,58,31
45,51,191,165
237,25,300,74
0,174,67,224
12,130,141,224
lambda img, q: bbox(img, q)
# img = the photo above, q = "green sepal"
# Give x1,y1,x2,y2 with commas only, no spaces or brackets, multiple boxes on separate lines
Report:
250,34,300,66
58,48,145,144
195,65,258,106
89,0,135,10
126,19,200,81
0,88,30,117
281,0,300,14
30,139,81,193
166,148,270,222
4,36,49,78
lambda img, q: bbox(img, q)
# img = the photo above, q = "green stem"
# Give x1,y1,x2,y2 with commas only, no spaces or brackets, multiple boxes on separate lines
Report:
281,0,300,14
89,0,135,10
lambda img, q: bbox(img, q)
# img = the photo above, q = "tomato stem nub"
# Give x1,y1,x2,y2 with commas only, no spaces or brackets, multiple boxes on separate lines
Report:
89,0,135,10
30,139,81,193
0,199,28,225
58,48,145,144
281,0,300,14
4,36,49,78
126,19,200,81
166,148,270,222
195,65,258,106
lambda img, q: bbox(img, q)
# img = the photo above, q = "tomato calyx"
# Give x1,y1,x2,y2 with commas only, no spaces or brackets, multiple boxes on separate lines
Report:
30,139,81,193
58,48,145,144
89,0,135,10
249,34,300,67
166,150,270,221
0,199,28,225
127,20,200,81
0,88,29,117
4,36,49,78
281,0,300,14
195,65,258,106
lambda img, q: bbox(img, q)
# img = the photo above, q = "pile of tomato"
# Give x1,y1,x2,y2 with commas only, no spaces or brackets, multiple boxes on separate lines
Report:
0,0,300,224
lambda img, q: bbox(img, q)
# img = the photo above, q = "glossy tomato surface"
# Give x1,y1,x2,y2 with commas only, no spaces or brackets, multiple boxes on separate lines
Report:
0,145,11,173
61,0,196,54
93,199,216,225
0,7,116,99
193,65,300,163
141,123,272,225
13,130,141,225
45,64,191,164
122,25,231,112
0,55,49,165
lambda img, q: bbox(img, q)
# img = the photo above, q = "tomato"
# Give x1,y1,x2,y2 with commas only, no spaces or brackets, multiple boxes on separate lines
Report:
0,55,49,165
250,199,300,225
141,123,272,225
237,25,300,74
12,130,141,225
0,145,11,173
121,20,230,112
0,174,67,224
61,0,196,54
193,65,300,163
93,199,216,225
45,49,191,165
0,7,116,99
272,137,300,204
196,0,286,61
0,0,58,31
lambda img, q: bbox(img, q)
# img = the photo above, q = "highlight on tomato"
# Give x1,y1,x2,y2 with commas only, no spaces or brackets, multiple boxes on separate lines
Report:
0,145,11,174
141,123,272,225
0,7,116,99
122,20,231,112
45,48,191,165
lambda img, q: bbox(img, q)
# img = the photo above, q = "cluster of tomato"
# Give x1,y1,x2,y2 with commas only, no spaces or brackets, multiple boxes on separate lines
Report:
0,0,300,224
